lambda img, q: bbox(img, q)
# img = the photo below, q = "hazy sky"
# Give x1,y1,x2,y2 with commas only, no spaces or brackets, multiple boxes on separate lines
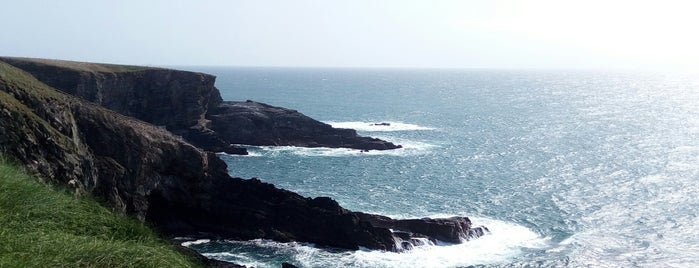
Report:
2,0,698,69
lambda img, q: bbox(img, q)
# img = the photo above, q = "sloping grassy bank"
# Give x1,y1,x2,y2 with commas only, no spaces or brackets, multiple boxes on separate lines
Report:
0,157,201,267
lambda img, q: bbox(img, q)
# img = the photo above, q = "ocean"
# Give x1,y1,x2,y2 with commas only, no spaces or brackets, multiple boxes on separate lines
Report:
183,67,699,267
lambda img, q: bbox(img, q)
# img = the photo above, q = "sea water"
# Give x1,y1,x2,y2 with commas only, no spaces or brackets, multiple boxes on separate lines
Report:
183,67,699,267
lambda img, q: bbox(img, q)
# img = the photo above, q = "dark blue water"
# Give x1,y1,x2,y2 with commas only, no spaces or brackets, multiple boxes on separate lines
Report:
184,67,699,267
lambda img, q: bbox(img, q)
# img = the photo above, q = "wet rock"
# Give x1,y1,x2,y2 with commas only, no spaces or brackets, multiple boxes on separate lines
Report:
355,212,490,245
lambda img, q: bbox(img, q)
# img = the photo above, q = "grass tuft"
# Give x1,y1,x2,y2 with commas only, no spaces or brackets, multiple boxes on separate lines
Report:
0,157,201,267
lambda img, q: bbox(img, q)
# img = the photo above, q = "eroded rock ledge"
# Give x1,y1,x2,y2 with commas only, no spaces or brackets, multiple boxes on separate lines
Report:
210,100,401,150
0,59,485,255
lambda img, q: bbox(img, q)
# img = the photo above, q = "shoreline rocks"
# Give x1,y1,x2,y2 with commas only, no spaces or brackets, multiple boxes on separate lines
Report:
209,100,402,150
0,58,485,255
355,212,490,248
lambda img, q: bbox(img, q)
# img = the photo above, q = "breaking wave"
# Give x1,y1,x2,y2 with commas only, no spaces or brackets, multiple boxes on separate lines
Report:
184,216,549,268
240,139,435,157
325,121,435,132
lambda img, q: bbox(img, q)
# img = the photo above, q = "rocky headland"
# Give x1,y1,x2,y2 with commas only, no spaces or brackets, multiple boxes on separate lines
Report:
0,57,401,154
0,57,487,259
210,100,402,150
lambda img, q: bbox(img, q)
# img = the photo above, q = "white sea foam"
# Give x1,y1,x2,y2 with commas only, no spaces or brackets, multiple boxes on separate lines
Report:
203,252,270,268
216,139,434,157
181,239,211,247
201,217,548,268
215,150,264,157
325,121,435,132
246,139,436,157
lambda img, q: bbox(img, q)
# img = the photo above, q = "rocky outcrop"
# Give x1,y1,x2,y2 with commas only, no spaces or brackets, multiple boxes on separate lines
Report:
209,100,402,150
148,181,395,250
0,57,218,131
174,244,246,268
0,59,485,252
0,59,219,218
0,56,243,154
355,212,490,249
0,57,400,153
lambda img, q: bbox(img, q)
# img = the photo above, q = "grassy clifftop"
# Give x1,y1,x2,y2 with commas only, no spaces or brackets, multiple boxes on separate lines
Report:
0,57,153,73
0,58,216,267
0,157,201,267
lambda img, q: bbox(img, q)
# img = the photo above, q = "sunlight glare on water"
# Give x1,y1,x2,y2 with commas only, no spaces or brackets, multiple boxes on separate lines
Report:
188,68,699,267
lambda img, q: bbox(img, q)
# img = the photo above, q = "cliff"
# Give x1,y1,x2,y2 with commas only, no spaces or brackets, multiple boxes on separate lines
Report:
0,57,400,153
0,59,487,252
0,158,205,267
210,100,401,150
0,59,219,218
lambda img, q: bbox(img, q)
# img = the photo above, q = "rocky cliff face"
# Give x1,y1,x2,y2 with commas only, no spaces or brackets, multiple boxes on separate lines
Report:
0,59,216,218
210,100,402,150
0,59,486,252
0,57,235,153
0,57,400,153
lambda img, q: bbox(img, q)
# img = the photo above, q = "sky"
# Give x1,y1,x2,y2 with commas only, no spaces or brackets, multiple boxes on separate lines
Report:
2,0,698,69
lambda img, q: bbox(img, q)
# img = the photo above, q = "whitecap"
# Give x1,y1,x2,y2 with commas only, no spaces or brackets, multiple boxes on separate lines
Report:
325,121,435,132
181,239,211,247
198,216,549,268
216,139,434,158
203,252,270,268
638,174,667,184
247,140,435,157
215,150,264,157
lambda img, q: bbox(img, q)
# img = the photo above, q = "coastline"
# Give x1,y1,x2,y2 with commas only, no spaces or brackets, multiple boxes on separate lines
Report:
0,57,487,266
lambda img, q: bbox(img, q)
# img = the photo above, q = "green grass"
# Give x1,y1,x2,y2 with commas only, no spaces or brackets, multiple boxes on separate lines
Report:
0,157,202,267
0,57,152,73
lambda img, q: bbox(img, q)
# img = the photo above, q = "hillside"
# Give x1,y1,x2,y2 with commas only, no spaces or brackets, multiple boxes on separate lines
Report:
0,157,201,267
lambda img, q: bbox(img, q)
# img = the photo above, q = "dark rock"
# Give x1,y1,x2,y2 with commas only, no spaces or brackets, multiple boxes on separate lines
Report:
354,212,490,245
221,146,248,155
208,100,402,150
146,176,396,250
281,262,298,268
371,122,391,126
0,57,222,131
174,243,246,268
181,128,247,155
